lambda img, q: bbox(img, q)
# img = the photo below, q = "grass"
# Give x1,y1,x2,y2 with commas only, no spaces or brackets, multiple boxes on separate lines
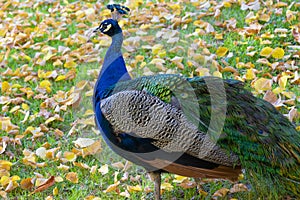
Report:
0,0,299,199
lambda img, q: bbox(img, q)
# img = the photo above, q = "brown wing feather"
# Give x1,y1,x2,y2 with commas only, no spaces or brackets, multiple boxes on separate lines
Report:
137,157,241,181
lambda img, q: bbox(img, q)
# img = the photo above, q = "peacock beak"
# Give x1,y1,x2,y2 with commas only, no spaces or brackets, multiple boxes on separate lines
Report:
85,26,102,42
93,24,103,33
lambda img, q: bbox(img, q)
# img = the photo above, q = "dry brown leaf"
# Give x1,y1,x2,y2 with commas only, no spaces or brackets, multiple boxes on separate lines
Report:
32,176,55,194
103,181,120,193
229,183,248,193
20,178,34,190
213,188,229,197
66,172,78,184
263,90,278,104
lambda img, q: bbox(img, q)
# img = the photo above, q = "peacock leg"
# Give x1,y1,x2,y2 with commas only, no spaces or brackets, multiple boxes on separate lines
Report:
194,177,202,194
148,171,161,200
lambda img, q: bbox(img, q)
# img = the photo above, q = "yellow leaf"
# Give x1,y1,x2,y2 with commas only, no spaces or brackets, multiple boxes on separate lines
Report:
245,69,256,80
127,185,142,193
9,106,20,113
152,44,164,55
279,76,288,88
173,175,187,183
53,187,58,195
44,52,55,61
83,109,94,117
55,75,66,81
21,103,30,111
1,81,10,93
223,2,231,7
11,175,20,181
253,78,272,91
158,50,166,58
216,47,228,57
213,71,222,78
63,151,77,162
45,117,56,125
215,33,223,40
271,47,284,59
85,90,93,97
53,59,63,66
0,160,13,170
161,182,173,191
54,176,64,182
260,47,273,57
127,185,142,192
281,91,295,99
11,83,22,88
66,172,78,183
104,181,119,193
40,80,52,93
64,60,77,68
0,176,10,186
84,196,101,200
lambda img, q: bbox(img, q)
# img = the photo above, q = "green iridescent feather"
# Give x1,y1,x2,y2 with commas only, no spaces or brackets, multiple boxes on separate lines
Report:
102,74,300,198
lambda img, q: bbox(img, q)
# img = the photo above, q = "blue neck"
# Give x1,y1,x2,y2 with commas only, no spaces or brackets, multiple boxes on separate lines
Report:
95,32,131,99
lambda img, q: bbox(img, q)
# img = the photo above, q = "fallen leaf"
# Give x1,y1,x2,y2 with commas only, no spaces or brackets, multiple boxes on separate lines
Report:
216,47,228,57
73,138,95,148
63,151,77,162
271,47,285,59
53,186,58,195
213,188,229,197
104,181,120,193
20,178,34,190
32,176,55,194
253,78,273,91
66,172,78,183
229,183,248,193
127,185,142,193
161,182,173,191
98,164,109,175
1,81,10,93
260,47,273,57
245,69,256,80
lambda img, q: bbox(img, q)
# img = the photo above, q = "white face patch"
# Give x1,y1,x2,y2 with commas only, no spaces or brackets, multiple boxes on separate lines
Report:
103,24,112,32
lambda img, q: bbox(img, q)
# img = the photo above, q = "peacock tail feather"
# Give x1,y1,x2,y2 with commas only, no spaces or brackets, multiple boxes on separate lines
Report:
100,74,300,198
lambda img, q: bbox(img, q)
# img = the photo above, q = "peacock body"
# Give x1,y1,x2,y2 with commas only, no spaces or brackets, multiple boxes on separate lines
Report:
92,4,300,199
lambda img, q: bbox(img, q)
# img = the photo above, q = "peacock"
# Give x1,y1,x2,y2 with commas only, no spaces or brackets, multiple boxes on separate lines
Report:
92,4,300,199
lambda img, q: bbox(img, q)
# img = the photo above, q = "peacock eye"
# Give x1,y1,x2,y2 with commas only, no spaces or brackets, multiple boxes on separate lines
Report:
103,24,112,32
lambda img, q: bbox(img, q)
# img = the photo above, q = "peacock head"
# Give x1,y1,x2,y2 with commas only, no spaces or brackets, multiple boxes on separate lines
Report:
94,19,122,37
